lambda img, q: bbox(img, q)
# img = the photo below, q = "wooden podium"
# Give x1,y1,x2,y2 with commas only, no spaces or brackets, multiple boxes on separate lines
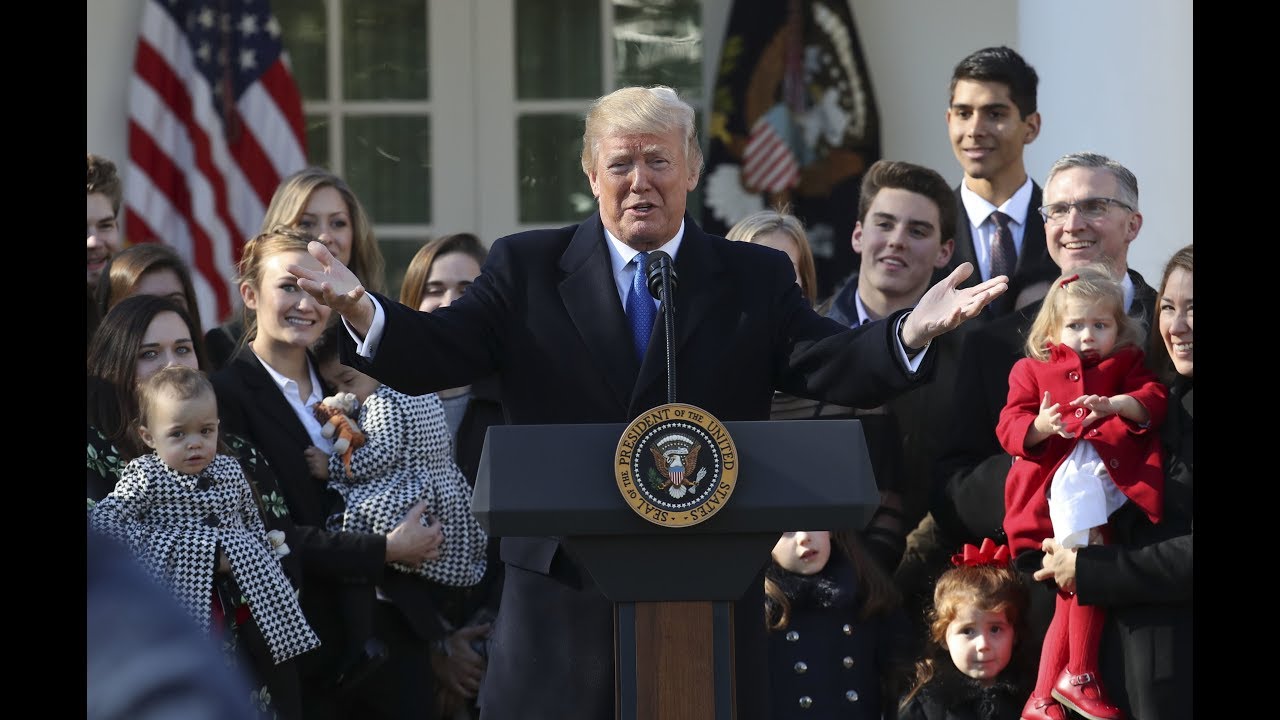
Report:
473,418,879,720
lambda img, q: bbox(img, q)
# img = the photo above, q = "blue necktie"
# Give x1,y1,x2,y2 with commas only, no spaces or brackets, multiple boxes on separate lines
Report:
626,252,656,363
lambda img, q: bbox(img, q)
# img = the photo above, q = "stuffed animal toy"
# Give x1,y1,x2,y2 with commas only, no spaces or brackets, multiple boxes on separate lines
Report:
313,392,366,479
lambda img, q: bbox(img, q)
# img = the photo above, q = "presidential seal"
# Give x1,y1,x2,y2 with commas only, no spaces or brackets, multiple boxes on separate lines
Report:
614,403,738,528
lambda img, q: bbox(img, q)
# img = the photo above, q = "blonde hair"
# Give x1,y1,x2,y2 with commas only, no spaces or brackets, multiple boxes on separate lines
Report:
580,86,704,182
899,562,1028,708
260,167,386,293
1025,263,1143,361
236,225,316,345
726,205,818,305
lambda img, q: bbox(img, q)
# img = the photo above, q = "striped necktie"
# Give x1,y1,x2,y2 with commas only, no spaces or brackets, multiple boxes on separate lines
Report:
988,211,1015,314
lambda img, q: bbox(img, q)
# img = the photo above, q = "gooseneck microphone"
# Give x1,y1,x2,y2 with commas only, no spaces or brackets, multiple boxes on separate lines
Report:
644,251,677,403
645,251,678,301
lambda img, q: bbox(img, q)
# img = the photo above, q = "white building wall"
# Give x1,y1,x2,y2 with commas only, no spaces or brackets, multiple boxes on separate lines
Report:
90,0,1190,282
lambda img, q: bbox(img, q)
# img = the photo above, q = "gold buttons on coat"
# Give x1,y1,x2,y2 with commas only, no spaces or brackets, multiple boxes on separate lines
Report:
794,661,808,674
785,630,800,642
846,690,859,702
799,696,813,709
842,656,854,668
841,624,852,635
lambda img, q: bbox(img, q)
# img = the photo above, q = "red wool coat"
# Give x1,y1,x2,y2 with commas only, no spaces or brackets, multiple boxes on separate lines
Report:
998,344,1168,556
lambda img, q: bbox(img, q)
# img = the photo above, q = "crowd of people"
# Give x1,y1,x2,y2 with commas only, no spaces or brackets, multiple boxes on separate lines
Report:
87,43,1191,720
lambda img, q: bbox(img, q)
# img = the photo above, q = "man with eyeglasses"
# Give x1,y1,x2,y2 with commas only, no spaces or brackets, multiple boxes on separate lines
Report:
899,153,1158,708
936,46,1060,317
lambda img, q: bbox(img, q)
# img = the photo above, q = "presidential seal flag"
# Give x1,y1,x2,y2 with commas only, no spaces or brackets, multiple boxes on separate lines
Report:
125,0,307,330
703,0,880,299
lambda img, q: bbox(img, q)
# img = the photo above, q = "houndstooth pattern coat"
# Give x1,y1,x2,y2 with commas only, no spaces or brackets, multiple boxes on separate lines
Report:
91,453,320,664
326,384,488,587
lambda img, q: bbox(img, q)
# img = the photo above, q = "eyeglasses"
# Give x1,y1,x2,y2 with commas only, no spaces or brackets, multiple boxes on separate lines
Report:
1038,197,1133,224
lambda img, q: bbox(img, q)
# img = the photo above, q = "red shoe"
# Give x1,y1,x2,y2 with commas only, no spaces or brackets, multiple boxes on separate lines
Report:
1021,695,1067,720
1051,668,1124,720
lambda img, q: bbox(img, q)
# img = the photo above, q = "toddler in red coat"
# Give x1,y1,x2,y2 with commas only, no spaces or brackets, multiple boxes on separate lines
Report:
998,264,1167,720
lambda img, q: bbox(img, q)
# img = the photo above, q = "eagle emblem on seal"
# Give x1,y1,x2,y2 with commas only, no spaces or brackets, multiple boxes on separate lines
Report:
649,434,707,499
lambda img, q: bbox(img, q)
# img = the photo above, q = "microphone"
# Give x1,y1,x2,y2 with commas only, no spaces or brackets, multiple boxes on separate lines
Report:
643,250,678,403
645,251,677,301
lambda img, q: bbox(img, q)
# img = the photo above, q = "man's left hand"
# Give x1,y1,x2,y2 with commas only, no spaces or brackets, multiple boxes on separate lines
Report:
901,262,1008,348
288,240,374,336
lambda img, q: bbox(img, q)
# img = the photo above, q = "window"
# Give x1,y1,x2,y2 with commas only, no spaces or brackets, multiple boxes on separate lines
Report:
278,0,703,296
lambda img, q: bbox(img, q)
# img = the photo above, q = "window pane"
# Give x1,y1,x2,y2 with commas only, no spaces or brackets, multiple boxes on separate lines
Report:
518,114,591,223
343,0,429,100
613,0,702,97
516,0,601,99
304,114,330,167
275,0,328,101
344,116,431,224
379,237,428,301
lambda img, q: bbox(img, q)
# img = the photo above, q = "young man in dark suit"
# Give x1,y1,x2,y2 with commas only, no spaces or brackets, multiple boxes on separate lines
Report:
289,86,1008,720
795,160,960,577
939,46,1060,315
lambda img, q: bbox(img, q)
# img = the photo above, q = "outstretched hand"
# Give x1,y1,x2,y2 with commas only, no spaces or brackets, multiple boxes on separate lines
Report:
900,262,1007,348
287,241,374,335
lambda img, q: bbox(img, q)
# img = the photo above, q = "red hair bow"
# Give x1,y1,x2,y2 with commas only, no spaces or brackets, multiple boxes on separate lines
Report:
951,538,1011,568
1059,273,1080,288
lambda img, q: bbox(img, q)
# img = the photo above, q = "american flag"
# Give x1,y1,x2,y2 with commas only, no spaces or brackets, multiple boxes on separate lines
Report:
741,106,800,194
125,0,307,329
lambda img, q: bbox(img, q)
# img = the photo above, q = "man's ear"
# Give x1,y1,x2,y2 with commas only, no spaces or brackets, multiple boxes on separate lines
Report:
137,423,157,450
587,168,601,200
1023,111,1042,145
851,222,865,254
1125,210,1143,243
935,238,955,268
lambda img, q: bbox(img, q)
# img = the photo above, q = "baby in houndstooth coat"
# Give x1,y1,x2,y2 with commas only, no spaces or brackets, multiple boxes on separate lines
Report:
90,365,319,716
306,326,489,686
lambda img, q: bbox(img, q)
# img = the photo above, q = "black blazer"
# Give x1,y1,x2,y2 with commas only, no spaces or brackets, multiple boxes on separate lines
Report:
1075,377,1193,720
338,212,936,720
210,349,442,677
935,183,1059,317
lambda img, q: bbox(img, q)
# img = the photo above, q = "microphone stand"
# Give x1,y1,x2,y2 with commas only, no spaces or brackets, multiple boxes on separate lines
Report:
659,268,676,404
646,253,678,404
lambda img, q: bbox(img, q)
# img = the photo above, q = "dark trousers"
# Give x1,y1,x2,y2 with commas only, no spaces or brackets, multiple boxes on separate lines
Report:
300,599,437,720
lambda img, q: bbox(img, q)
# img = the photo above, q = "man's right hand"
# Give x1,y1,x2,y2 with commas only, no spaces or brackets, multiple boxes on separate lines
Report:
384,499,443,565
288,240,375,337
437,623,491,698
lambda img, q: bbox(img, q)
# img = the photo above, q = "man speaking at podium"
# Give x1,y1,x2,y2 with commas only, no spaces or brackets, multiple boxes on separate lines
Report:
290,85,1005,720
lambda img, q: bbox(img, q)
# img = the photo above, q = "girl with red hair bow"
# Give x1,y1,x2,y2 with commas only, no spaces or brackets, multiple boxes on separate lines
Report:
899,539,1031,720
